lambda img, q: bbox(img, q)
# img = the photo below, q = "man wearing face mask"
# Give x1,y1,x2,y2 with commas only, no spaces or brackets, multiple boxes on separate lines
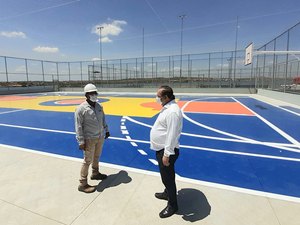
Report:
74,83,110,193
150,85,183,218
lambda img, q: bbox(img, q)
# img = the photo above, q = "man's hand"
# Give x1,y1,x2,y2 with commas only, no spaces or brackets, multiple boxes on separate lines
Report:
105,132,110,139
162,155,170,166
79,143,85,151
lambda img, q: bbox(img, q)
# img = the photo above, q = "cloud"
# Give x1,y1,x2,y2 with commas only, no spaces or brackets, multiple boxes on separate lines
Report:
0,31,26,38
100,36,112,43
33,46,59,53
216,63,229,68
92,19,127,43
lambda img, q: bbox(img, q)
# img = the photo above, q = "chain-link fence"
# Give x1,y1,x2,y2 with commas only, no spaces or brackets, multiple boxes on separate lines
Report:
1,50,254,90
1,21,300,93
254,21,300,94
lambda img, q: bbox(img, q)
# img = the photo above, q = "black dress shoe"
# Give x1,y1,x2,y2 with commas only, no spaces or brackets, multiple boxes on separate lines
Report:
159,205,178,218
155,192,168,200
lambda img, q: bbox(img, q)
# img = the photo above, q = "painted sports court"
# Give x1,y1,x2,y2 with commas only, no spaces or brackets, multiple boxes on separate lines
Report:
0,91,300,225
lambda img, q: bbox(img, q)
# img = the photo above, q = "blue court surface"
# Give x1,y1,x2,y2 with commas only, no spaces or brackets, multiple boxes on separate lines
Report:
0,92,300,200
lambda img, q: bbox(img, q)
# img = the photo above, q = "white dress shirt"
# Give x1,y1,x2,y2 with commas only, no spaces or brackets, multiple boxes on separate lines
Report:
150,100,183,156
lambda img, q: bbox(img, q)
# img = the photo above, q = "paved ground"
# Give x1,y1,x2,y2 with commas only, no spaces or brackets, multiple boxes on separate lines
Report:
1,145,300,225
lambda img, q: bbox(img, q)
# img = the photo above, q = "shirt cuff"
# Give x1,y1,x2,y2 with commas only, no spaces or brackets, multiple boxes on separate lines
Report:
163,151,170,157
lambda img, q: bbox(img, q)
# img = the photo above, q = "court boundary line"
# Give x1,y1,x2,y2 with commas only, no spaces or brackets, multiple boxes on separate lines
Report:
1,143,300,204
124,116,298,149
180,98,300,153
0,109,27,115
0,122,300,161
232,97,300,148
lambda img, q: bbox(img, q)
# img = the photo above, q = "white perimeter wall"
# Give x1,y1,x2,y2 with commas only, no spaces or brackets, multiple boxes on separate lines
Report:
258,89,300,107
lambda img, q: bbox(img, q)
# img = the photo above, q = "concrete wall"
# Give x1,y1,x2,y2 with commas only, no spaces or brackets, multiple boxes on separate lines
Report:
258,89,300,106
0,86,55,95
60,87,257,94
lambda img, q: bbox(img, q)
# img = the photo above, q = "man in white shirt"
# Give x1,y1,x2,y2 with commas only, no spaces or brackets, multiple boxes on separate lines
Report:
75,83,110,193
150,85,183,218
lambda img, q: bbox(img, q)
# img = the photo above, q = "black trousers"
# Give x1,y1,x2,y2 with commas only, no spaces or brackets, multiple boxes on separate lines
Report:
156,148,179,208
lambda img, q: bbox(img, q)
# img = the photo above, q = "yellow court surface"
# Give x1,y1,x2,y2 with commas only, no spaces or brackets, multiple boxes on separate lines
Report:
0,95,161,118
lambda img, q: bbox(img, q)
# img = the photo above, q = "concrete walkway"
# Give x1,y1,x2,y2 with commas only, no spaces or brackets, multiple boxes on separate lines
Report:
1,145,300,225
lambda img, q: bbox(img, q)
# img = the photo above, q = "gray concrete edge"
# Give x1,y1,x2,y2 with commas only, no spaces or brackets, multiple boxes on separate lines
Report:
60,87,257,94
257,89,300,107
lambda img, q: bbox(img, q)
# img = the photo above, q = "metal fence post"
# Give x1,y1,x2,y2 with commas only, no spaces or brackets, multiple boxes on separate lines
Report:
68,62,71,82
41,61,45,88
4,56,9,90
56,62,59,82
25,59,29,87
120,59,122,81
80,61,83,85
284,30,290,93
262,46,266,89
152,57,154,86
208,53,211,87
272,39,276,90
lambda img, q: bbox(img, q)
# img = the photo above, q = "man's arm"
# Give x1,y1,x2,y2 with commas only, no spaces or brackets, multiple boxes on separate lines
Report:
102,108,110,139
162,112,180,166
75,108,85,149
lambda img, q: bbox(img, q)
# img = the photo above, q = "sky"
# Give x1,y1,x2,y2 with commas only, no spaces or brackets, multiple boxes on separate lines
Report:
1,0,300,62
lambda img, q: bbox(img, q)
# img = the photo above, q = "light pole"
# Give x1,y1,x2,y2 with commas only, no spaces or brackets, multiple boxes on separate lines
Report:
97,26,103,80
179,15,186,87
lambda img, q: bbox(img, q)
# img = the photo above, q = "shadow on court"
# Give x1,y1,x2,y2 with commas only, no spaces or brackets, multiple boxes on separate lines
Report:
96,170,132,192
177,188,211,222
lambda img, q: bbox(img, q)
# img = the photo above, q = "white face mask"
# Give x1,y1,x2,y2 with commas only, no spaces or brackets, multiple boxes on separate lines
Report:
156,96,162,104
89,94,98,102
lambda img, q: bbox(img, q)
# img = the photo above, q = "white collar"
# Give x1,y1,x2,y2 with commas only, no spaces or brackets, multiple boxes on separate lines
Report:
163,99,175,109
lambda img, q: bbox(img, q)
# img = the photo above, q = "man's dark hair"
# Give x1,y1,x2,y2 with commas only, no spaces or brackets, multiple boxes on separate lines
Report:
159,85,175,100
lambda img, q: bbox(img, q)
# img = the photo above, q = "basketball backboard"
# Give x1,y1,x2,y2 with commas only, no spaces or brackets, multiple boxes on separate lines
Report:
244,43,253,66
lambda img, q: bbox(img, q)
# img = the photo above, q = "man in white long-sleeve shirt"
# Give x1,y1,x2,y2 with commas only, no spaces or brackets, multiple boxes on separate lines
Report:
75,83,110,193
150,85,183,218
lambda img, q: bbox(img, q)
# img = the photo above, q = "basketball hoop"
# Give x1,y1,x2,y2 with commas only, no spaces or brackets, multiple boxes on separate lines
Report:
244,42,300,65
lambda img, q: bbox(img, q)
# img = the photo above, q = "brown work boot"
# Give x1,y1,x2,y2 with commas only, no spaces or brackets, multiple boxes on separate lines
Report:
91,172,107,180
78,184,96,193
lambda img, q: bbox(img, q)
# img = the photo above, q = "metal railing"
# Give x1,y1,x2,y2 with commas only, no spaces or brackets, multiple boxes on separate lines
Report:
0,50,254,90
1,21,300,93
254,21,300,94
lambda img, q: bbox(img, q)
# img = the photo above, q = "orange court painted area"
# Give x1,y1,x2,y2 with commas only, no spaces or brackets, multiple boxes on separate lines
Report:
177,101,254,115
141,101,254,115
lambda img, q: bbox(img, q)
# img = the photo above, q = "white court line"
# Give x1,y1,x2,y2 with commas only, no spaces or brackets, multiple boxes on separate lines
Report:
181,98,253,142
180,98,300,153
253,98,300,117
124,115,300,153
179,144,300,162
138,149,147,155
1,143,300,203
0,123,75,134
185,111,254,116
148,159,158,165
111,137,300,162
276,106,300,117
0,109,27,115
232,97,300,148
130,142,138,147
121,130,129,135
0,122,299,161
